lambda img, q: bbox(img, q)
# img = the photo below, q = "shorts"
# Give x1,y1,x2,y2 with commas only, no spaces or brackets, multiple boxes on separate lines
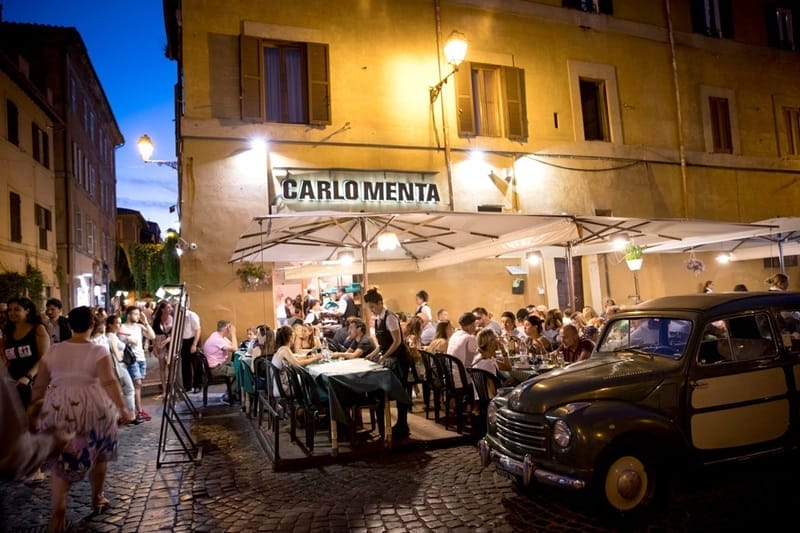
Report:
127,360,147,382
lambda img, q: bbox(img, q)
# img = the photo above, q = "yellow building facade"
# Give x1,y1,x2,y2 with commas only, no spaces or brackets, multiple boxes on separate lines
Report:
164,0,800,331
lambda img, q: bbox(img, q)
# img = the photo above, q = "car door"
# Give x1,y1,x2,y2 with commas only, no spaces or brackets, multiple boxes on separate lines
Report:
686,312,789,453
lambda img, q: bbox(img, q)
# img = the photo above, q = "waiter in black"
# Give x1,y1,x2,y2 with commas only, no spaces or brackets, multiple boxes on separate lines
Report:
364,287,411,439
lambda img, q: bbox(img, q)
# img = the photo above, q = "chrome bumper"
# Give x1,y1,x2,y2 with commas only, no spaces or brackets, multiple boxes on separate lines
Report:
479,438,586,490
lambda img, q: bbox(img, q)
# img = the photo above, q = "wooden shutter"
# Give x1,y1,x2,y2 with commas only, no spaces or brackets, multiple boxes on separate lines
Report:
240,35,263,122
503,67,527,140
455,62,475,137
719,0,734,38
690,0,710,35
307,43,331,125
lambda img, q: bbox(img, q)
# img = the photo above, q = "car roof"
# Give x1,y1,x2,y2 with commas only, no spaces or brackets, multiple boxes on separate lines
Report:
619,291,800,316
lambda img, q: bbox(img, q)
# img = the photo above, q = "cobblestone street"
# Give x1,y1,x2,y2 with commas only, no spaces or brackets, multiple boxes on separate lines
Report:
1,390,796,532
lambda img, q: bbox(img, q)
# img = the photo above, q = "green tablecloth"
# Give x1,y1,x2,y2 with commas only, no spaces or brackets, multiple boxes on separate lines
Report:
307,358,411,426
233,350,255,395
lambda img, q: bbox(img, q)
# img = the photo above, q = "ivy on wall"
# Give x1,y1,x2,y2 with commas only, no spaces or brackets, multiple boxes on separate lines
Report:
114,235,180,296
0,263,45,308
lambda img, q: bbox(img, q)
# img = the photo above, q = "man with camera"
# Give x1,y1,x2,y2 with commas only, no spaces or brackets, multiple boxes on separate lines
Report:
202,320,239,405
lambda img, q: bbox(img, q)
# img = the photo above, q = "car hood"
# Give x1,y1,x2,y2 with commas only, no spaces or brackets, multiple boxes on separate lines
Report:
507,353,675,414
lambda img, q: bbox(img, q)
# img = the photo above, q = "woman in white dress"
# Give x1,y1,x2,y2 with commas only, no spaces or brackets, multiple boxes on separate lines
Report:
29,306,134,532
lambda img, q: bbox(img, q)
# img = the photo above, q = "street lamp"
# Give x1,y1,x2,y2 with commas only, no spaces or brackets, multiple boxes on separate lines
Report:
137,134,178,170
429,30,468,103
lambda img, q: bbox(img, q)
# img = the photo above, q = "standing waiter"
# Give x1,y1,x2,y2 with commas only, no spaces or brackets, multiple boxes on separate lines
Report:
181,299,202,393
364,287,411,439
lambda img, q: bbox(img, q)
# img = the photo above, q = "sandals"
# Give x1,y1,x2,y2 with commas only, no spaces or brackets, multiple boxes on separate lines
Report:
92,497,111,515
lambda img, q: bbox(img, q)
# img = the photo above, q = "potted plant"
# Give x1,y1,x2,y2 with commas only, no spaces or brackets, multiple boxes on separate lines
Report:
623,242,644,271
685,256,705,276
235,262,267,290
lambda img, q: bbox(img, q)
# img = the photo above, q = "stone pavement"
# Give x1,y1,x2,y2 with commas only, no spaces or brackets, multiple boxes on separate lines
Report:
1,387,798,532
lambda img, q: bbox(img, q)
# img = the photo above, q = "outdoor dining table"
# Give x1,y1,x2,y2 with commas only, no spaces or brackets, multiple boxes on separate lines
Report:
306,358,411,456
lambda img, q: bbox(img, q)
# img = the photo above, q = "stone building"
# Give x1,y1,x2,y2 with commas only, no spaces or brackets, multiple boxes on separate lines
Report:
0,22,123,309
162,0,800,329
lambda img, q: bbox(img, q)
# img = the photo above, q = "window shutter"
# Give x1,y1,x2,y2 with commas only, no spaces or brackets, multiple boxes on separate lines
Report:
503,67,527,140
455,63,475,137
240,35,263,122
719,0,734,38
307,43,331,125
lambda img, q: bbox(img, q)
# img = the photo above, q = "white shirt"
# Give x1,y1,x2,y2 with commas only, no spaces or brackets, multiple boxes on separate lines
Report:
183,309,201,340
447,329,478,388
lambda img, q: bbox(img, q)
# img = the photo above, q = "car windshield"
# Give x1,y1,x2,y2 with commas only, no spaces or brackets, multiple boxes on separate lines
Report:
597,317,693,360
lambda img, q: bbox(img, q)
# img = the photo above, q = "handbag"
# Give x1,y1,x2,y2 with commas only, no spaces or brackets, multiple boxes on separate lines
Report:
122,344,137,366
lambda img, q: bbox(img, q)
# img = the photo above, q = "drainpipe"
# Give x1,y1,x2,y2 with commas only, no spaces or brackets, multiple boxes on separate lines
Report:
666,0,689,218
434,0,455,210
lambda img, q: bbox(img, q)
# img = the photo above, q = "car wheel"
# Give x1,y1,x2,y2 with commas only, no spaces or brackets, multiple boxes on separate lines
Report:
596,445,665,519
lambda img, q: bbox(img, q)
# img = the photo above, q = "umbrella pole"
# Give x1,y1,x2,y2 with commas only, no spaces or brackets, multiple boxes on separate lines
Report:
566,242,576,312
779,237,786,274
360,218,369,318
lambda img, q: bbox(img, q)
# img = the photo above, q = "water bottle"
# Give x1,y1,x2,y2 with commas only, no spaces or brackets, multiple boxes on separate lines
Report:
322,338,331,362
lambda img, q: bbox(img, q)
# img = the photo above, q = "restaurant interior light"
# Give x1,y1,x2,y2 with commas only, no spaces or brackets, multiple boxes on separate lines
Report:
526,253,541,266
716,252,733,264
377,232,401,251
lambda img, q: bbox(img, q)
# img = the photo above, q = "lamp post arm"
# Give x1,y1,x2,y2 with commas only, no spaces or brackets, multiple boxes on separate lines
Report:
145,160,179,170
429,66,459,104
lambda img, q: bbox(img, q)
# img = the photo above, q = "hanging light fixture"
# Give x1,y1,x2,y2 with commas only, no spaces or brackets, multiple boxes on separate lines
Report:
338,250,355,264
377,232,401,251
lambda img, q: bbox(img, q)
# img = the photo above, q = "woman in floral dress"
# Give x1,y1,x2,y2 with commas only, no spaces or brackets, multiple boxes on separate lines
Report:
29,306,134,532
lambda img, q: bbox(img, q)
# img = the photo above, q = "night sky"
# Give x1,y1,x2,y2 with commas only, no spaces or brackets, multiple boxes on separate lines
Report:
4,0,179,235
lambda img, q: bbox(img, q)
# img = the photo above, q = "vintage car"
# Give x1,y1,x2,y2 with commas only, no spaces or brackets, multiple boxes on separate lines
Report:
479,292,800,517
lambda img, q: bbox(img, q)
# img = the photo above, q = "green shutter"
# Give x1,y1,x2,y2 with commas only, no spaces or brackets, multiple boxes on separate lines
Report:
455,62,475,137
307,43,331,125
240,35,263,122
503,66,527,140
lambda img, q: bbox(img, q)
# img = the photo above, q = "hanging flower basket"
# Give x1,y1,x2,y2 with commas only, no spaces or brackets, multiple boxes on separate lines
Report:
235,262,269,290
685,257,705,276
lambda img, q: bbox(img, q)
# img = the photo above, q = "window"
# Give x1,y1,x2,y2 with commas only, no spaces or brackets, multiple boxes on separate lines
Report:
35,204,51,250
454,62,527,140
74,210,83,247
700,85,739,154
561,0,612,14
579,79,610,141
697,314,776,365
691,0,734,39
785,107,800,156
9,192,21,243
32,124,50,168
709,97,732,153
240,36,330,125
6,99,19,146
767,6,798,51
568,61,622,144
86,219,95,255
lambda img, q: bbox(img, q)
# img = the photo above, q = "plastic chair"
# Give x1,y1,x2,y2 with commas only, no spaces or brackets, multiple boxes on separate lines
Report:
432,353,472,434
466,367,500,436
285,365,330,451
418,350,441,421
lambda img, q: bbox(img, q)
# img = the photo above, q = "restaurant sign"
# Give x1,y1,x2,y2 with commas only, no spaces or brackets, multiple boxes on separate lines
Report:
277,169,441,207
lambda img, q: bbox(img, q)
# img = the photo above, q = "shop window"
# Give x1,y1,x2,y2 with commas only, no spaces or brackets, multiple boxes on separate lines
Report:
35,204,51,250
561,0,612,14
240,35,330,125
766,6,798,51
785,106,800,155
709,97,732,153
691,0,734,39
6,99,19,146
9,192,21,243
32,123,50,168
579,79,610,141
454,62,527,140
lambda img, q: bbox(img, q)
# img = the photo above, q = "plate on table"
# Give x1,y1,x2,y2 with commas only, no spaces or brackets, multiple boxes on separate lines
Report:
513,362,532,370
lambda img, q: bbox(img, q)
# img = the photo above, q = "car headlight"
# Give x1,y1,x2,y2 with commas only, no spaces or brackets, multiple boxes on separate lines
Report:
552,419,571,448
487,400,498,427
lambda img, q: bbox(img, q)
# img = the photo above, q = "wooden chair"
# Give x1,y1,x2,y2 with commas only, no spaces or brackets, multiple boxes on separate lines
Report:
466,367,500,437
432,353,472,434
